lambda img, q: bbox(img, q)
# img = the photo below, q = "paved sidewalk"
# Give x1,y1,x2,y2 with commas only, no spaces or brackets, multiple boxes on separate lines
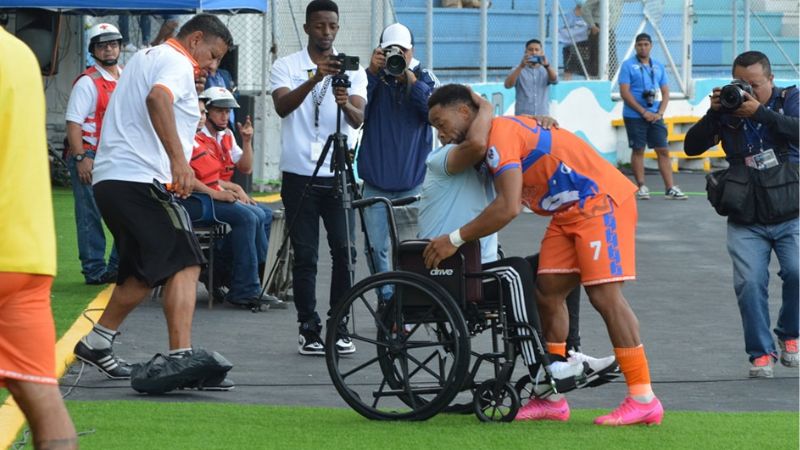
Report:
61,173,799,412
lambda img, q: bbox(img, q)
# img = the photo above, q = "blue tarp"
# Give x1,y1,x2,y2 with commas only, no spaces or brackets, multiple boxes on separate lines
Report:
0,0,267,13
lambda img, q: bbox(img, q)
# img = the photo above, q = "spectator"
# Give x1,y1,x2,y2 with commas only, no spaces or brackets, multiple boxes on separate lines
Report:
119,14,179,52
204,66,238,127
684,51,798,377
270,0,367,356
0,26,78,450
358,22,438,298
579,0,623,78
424,84,663,426
65,22,122,285
72,14,235,388
504,38,557,116
560,3,590,81
187,88,282,309
619,33,687,200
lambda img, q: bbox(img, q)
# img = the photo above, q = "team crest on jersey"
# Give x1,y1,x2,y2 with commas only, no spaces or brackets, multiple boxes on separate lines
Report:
486,146,500,169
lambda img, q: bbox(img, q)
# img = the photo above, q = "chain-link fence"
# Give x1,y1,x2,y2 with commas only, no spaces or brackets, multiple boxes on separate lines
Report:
693,0,799,80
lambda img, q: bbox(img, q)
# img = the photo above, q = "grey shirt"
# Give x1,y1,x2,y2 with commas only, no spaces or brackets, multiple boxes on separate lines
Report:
514,65,555,116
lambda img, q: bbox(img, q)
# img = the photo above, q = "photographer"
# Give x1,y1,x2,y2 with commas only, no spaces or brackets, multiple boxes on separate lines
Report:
504,38,557,116
358,23,438,295
270,0,367,356
619,33,686,200
685,51,798,378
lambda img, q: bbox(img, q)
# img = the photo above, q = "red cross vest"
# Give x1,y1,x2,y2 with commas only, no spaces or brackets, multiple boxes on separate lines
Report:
72,66,117,152
191,133,224,190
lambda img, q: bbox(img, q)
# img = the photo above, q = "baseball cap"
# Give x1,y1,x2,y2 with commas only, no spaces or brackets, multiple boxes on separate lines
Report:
635,33,652,43
380,23,413,49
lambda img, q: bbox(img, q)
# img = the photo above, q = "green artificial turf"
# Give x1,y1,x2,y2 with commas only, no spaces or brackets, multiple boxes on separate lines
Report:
57,401,798,450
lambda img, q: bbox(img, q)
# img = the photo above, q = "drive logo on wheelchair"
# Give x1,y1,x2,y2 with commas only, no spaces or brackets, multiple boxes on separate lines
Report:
429,268,454,276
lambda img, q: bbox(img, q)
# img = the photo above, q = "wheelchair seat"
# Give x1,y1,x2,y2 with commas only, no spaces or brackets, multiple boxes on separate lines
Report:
397,239,482,306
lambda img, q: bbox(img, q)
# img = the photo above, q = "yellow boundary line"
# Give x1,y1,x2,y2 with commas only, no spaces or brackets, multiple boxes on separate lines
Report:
0,285,113,449
252,193,281,203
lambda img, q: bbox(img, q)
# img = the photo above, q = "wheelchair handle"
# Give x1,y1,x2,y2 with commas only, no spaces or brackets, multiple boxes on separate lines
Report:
352,195,420,210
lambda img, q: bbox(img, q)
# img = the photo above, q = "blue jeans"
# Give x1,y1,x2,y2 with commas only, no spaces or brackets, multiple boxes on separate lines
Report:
281,172,356,328
184,198,267,300
727,218,799,361
361,183,421,299
68,157,118,282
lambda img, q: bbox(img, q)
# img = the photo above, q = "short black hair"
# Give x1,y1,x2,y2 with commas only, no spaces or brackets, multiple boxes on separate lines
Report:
635,33,652,43
306,0,339,22
525,39,541,48
428,84,478,111
733,51,772,77
177,13,234,48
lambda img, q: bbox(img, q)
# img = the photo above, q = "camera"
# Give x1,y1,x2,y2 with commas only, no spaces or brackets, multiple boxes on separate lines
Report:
719,79,754,111
383,45,407,77
331,53,360,73
527,55,542,64
642,89,657,107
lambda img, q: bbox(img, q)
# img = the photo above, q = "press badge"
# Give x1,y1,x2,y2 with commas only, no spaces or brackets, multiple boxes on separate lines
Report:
310,140,324,162
745,148,779,170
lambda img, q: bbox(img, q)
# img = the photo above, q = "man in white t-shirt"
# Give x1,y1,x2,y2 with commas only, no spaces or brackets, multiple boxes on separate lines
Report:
73,14,235,390
270,0,367,356
65,22,123,285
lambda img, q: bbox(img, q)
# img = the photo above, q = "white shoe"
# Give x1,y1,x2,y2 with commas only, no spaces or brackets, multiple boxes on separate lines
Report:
122,43,138,53
568,350,619,380
532,359,586,396
636,185,651,200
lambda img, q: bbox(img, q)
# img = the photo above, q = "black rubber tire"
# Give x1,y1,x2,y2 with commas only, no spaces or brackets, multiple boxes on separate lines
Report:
326,271,470,421
473,379,521,422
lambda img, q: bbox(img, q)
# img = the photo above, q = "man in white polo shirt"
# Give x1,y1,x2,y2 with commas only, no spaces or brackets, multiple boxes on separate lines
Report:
73,14,234,388
270,0,367,356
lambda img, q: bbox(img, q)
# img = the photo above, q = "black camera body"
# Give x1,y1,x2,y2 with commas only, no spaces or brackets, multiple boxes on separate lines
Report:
332,53,360,72
384,45,407,77
720,79,754,111
642,89,657,107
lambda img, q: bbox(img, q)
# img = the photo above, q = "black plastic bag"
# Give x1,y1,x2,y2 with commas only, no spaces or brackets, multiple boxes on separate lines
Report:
130,349,233,394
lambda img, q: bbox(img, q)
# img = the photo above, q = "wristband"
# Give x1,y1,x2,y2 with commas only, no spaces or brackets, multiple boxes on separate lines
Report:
448,229,465,248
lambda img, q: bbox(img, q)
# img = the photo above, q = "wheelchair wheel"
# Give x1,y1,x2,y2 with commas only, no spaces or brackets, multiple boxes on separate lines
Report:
326,271,470,421
514,374,534,402
473,379,520,422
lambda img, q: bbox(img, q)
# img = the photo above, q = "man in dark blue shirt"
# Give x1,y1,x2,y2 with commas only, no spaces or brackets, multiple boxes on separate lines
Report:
685,51,799,378
357,23,439,298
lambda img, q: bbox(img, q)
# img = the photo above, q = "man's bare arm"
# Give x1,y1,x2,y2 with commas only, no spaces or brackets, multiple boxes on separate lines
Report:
146,86,194,197
445,92,494,174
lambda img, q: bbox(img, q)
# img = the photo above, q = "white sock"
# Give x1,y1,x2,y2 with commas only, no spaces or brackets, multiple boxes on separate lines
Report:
632,393,655,404
169,347,193,357
84,324,117,350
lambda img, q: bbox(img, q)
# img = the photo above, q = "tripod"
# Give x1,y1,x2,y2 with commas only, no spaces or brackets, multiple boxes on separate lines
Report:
260,71,373,311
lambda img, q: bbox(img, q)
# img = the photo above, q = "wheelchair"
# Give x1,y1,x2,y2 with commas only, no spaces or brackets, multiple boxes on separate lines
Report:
325,196,611,422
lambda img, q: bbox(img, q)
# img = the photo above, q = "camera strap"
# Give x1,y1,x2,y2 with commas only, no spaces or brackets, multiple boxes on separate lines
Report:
637,59,656,91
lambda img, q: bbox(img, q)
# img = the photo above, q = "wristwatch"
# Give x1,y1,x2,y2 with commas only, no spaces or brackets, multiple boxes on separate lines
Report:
74,153,87,162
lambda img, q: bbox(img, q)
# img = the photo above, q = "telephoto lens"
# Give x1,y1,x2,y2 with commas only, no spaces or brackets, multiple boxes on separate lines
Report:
384,46,407,77
719,79,754,111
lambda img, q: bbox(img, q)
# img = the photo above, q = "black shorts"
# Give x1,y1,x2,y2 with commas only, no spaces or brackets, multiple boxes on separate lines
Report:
94,180,205,287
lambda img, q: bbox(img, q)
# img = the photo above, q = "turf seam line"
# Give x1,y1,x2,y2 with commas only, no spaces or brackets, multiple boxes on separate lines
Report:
0,285,113,450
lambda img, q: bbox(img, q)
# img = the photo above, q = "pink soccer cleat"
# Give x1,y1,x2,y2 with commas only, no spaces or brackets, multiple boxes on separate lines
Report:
594,396,664,426
515,397,570,422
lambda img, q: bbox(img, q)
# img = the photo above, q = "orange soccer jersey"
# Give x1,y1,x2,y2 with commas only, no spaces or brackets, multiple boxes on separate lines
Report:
485,116,639,284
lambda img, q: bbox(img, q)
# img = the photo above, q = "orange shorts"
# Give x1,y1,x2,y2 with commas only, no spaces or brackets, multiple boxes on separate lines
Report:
0,273,57,387
538,197,637,286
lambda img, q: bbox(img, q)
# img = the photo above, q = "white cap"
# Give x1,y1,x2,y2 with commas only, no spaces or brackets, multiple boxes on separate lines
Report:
380,23,413,49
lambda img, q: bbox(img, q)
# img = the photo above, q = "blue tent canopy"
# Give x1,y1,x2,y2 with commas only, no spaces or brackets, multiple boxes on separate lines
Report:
0,0,267,14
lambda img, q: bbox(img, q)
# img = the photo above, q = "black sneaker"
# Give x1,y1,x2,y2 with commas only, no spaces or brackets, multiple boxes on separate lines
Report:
298,328,325,356
74,340,133,380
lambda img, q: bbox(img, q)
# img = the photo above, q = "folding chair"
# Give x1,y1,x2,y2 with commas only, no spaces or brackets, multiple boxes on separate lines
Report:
185,193,231,309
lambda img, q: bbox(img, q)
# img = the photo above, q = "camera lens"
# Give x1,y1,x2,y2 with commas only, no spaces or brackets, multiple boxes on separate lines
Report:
384,46,407,77
720,85,743,110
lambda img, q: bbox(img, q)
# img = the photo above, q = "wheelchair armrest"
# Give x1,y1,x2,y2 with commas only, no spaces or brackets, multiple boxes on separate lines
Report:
186,192,222,227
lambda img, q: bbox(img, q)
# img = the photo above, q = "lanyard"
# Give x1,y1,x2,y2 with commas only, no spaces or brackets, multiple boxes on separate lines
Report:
742,94,780,152
637,59,656,91
308,69,331,129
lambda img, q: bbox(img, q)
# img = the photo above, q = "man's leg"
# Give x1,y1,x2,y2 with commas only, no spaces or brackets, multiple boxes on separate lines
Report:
526,254,581,351
67,157,110,283
162,265,201,350
360,183,392,277
536,273,581,345
208,201,261,302
727,221,776,366
96,276,153,330
773,218,799,367
630,148,647,190
623,118,650,199
652,146,675,191
6,381,77,450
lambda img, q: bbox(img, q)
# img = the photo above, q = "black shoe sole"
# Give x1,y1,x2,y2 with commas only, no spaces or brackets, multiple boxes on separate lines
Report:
75,354,131,380
582,362,621,389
